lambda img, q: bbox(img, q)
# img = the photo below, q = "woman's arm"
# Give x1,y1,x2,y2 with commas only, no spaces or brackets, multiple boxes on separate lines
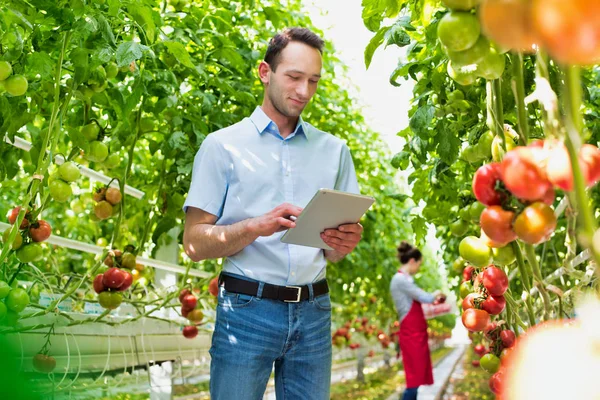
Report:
392,276,436,304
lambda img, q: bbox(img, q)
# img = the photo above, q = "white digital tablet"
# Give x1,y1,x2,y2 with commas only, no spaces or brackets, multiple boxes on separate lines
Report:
280,189,375,250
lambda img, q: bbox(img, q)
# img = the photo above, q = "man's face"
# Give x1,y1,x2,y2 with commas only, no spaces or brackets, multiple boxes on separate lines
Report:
265,41,322,118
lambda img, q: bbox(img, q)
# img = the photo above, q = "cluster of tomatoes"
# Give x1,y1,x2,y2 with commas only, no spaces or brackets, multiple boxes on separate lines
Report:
473,141,600,247
4,206,52,264
438,0,506,86
80,122,114,165
0,279,30,326
461,265,509,333
0,60,28,97
92,185,122,221
92,250,137,310
179,288,204,339
48,161,81,203
332,317,394,350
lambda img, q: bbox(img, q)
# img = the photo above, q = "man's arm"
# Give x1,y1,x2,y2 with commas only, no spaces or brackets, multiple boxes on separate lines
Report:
321,223,363,263
183,203,303,262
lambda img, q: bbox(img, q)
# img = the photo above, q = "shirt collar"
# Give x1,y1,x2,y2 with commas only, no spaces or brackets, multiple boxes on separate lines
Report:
249,106,308,140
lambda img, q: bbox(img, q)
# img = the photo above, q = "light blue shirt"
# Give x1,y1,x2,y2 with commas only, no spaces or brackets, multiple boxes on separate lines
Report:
183,106,360,285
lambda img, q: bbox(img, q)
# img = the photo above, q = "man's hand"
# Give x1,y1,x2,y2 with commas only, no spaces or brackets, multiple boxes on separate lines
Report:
321,223,363,256
247,203,303,237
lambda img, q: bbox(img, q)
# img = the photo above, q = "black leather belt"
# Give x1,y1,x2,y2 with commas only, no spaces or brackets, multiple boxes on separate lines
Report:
219,273,329,303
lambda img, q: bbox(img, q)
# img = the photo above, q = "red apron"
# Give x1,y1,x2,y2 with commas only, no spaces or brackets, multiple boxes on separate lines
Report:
396,272,433,388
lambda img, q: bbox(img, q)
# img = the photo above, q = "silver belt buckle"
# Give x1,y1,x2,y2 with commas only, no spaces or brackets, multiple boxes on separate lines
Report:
284,285,301,302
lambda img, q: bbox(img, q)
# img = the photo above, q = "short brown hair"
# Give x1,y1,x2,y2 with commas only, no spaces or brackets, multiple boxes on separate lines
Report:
264,27,324,71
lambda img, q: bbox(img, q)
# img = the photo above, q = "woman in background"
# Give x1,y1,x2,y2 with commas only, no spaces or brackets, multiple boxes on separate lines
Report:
390,242,445,400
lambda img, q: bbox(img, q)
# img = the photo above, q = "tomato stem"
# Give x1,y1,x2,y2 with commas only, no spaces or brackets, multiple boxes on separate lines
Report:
489,80,506,152
511,52,528,146
511,241,536,325
523,243,554,319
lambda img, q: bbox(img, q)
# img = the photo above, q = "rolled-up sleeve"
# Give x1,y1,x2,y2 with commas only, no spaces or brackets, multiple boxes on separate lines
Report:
334,143,360,194
392,276,435,304
182,135,230,218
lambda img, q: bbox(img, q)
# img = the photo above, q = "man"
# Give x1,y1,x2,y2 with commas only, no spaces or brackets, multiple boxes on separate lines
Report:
183,27,363,400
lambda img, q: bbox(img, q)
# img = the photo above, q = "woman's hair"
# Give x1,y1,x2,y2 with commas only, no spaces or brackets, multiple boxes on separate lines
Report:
397,241,422,264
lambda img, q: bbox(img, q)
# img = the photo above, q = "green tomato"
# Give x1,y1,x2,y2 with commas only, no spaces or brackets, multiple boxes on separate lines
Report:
88,65,107,86
96,237,109,247
2,229,23,250
4,75,28,96
98,291,123,310
105,62,118,79
446,36,490,66
81,123,100,141
450,219,470,237
492,245,516,266
441,0,481,11
469,202,486,222
16,243,43,263
447,90,464,102
0,61,12,81
86,141,109,162
459,236,492,267
447,62,477,86
476,131,494,160
476,50,506,80
459,207,471,221
459,281,472,298
480,353,500,373
437,12,481,52
0,302,6,321
491,126,519,162
103,153,120,169
452,258,466,273
6,288,30,313
0,281,11,299
49,179,72,202
461,145,482,164
58,161,81,182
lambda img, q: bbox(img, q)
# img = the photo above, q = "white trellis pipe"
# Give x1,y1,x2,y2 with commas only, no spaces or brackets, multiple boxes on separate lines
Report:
0,222,210,278
4,135,145,199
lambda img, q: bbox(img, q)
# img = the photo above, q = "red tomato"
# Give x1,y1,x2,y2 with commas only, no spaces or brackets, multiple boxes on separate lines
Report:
472,163,505,206
500,329,516,348
179,289,192,303
462,293,483,310
539,186,555,206
580,144,600,186
117,271,133,292
463,265,475,282
480,229,509,248
474,343,487,356
29,220,52,242
479,0,538,53
513,202,557,244
208,277,219,297
181,294,197,310
482,294,506,315
183,325,198,339
483,266,509,296
480,206,517,244
33,354,56,374
7,207,29,229
462,308,490,332
501,147,551,201
93,274,105,294
489,371,504,395
102,267,127,289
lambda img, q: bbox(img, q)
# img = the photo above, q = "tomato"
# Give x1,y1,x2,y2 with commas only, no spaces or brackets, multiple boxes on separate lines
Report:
6,288,30,313
500,329,516,347
492,245,516,266
121,253,136,270
446,36,490,66
2,228,23,250
476,49,506,80
117,271,133,291
0,302,6,321
459,281,472,298
102,267,127,289
479,0,537,52
33,354,56,373
474,343,487,356
93,187,107,202
438,11,481,51
93,274,105,294
450,219,470,237
491,125,519,162
479,206,516,244
500,147,551,201
105,62,119,79
480,353,501,373
539,186,555,206
473,271,485,288
58,161,81,182
513,202,557,244
462,308,490,332
98,291,123,309
549,143,600,190
183,325,198,339
532,0,600,65
459,236,492,267
462,292,483,310
482,294,506,315
463,265,475,281
489,371,504,394
0,61,12,81
105,187,122,205
94,200,113,220
49,179,72,202
441,0,481,10
103,153,120,169
471,360,480,367
580,144,600,186
479,229,508,248
469,202,487,223
0,280,11,299
8,206,29,229
484,322,500,340
16,243,43,263
483,266,509,296
81,123,100,141
181,294,197,310
475,131,494,160
187,309,204,323
209,277,219,297
473,163,504,206
179,289,192,303
447,61,477,86
29,220,52,242
86,141,109,162
4,75,28,96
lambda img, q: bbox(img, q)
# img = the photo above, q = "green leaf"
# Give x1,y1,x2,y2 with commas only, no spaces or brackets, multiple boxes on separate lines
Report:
129,5,156,43
364,27,389,69
437,129,461,165
26,52,54,80
163,41,195,69
411,215,428,246
385,17,415,48
391,151,410,170
97,15,116,46
152,216,177,244
386,193,409,202
361,0,385,32
116,41,143,67
409,105,434,138
108,0,121,16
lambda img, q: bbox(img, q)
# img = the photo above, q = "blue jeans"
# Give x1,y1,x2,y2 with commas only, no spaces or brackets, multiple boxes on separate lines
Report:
402,387,419,400
209,275,333,400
